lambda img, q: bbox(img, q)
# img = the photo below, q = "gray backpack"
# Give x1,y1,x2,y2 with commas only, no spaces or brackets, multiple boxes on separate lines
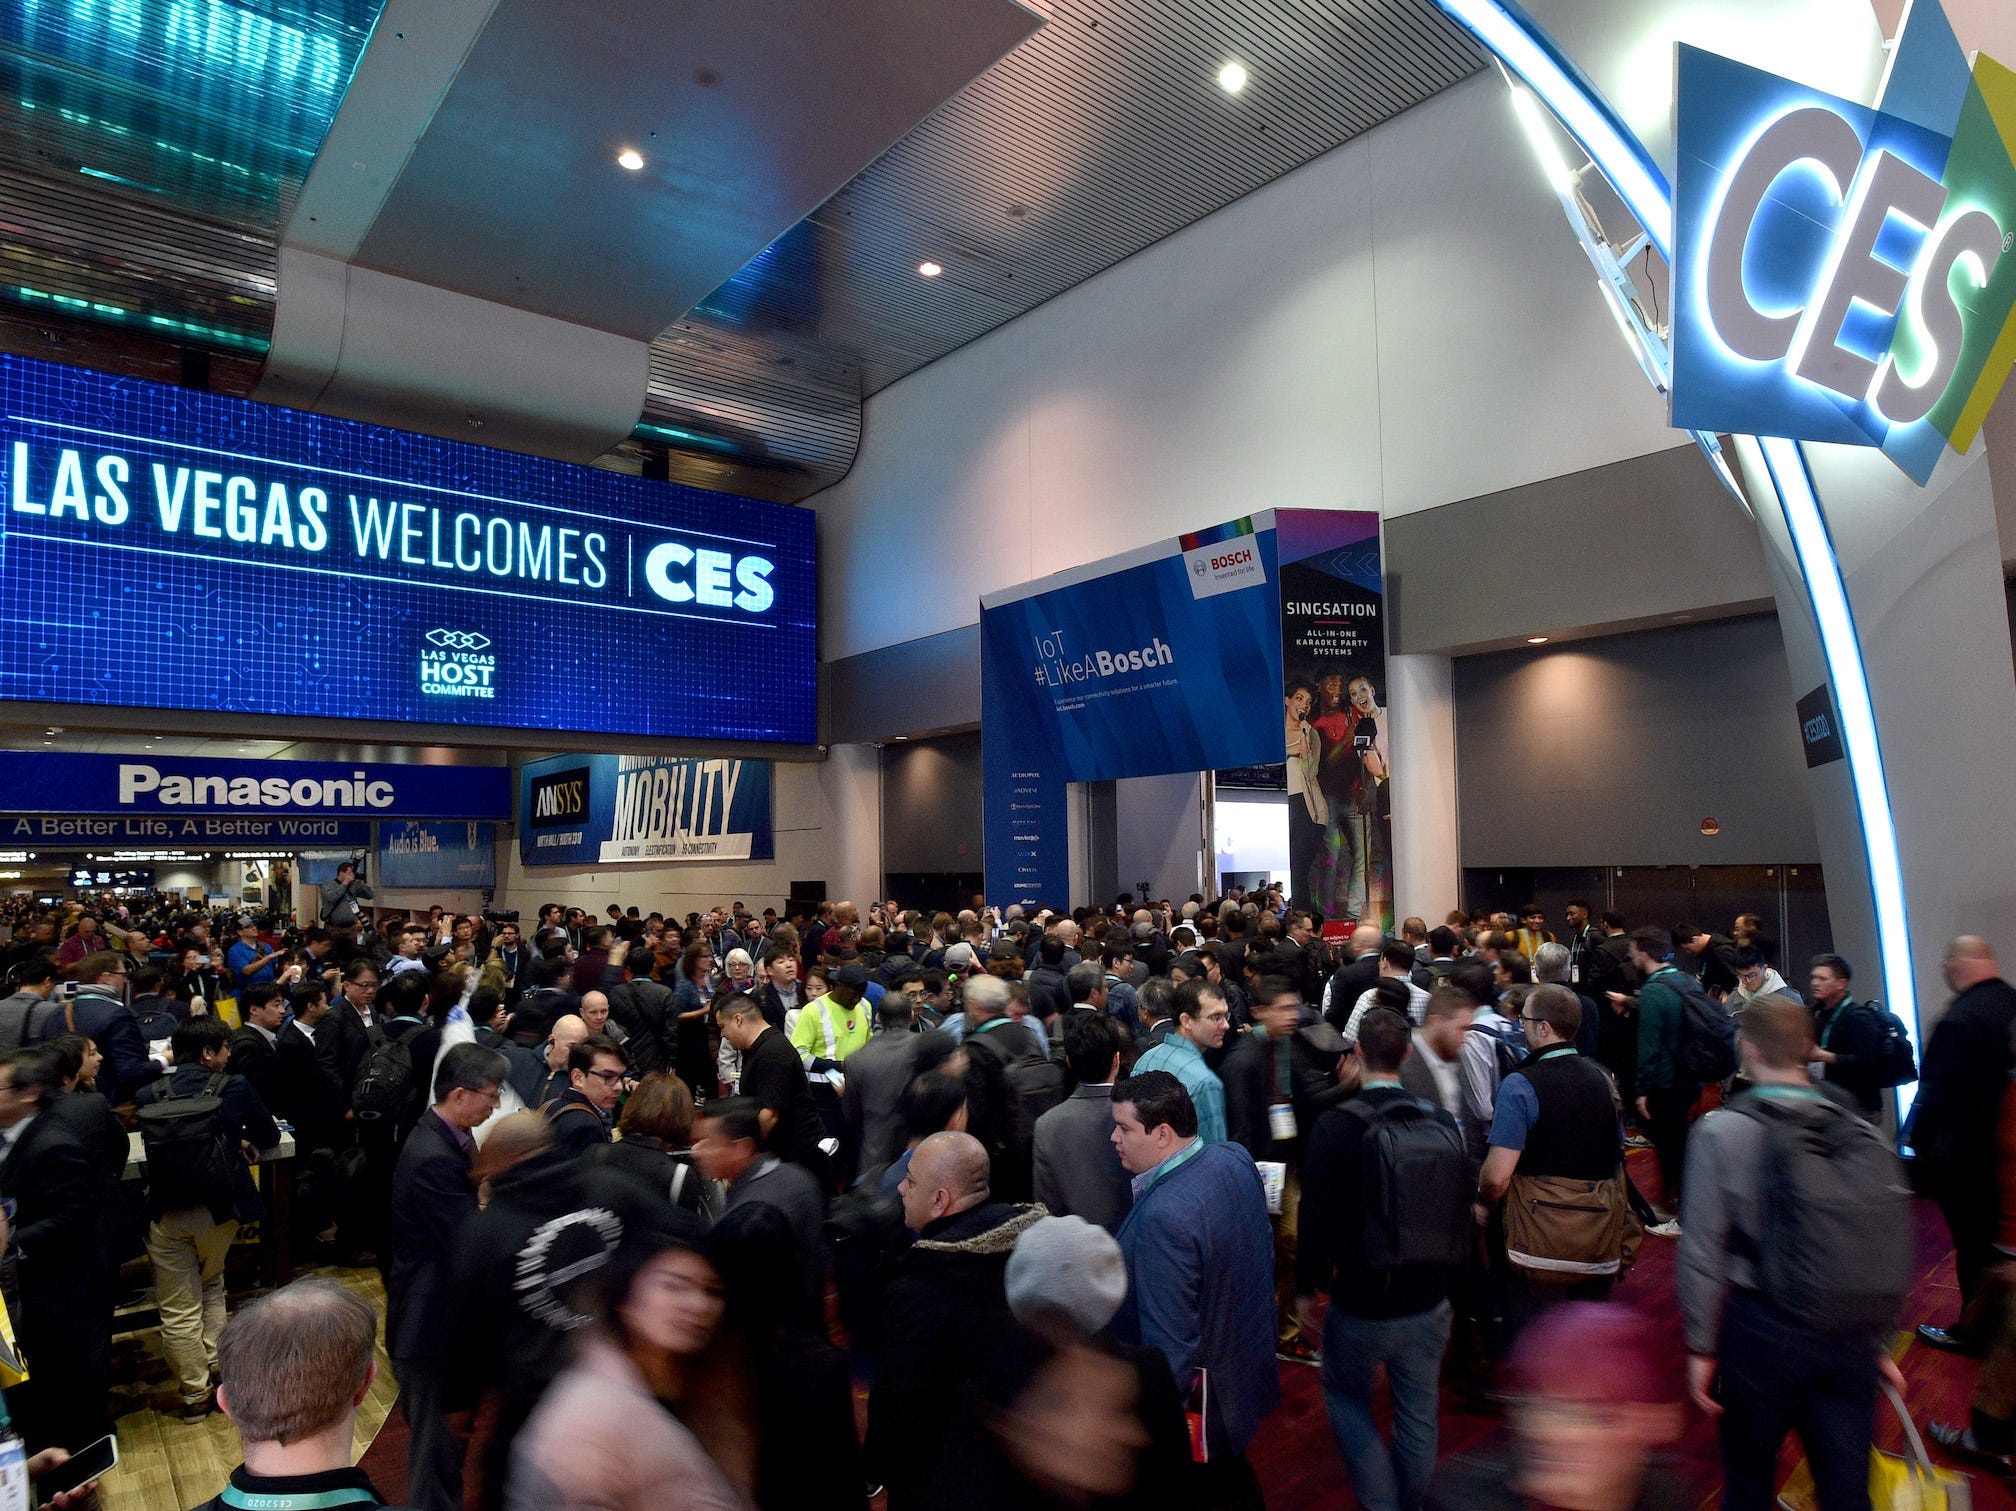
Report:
1731,1095,1911,1334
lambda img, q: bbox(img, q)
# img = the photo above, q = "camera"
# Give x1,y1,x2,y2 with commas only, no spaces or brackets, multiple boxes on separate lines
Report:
483,908,521,924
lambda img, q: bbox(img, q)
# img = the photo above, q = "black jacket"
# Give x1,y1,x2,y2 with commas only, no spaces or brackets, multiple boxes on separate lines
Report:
447,1147,658,1408
274,1019,349,1151
1,1106,105,1319
866,1201,1045,1510
1813,996,1887,1116
227,1025,283,1114
1221,1025,1350,1161
542,1087,612,1158
606,974,676,1075
388,1110,478,1361
1298,1084,1456,1319
1908,977,2016,1194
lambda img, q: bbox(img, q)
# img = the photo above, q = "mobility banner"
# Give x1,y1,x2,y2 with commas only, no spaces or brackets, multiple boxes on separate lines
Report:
980,517,1284,908
1278,511,1390,930
377,821,498,890
520,753,774,866
0,752,509,819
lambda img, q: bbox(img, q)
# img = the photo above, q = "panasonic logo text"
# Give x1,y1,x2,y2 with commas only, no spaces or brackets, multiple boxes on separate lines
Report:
119,764,395,810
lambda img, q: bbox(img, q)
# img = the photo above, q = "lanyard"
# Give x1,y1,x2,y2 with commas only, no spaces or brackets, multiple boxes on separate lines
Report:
222,1488,378,1511
1141,1136,1204,1195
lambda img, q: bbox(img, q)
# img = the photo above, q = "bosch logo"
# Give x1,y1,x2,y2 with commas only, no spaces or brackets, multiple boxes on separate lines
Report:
1210,548,1254,571
425,629,491,651
1193,558,1209,577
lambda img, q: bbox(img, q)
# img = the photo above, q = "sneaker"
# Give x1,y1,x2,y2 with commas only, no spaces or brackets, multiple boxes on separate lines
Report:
1930,1420,2014,1472
1275,1338,1320,1366
1646,1218,1682,1238
1623,1132,1653,1150
166,1391,215,1420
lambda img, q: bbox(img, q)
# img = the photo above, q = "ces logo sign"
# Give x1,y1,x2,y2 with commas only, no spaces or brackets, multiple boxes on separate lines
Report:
1671,6,2016,485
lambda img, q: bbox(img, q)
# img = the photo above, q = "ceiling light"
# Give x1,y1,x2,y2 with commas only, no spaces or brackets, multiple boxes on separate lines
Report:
1217,60,1249,94
1526,636,1550,644
616,148,645,171
917,261,943,278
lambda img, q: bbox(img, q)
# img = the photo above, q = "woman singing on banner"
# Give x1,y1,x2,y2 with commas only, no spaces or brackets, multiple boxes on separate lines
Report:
1284,678,1329,906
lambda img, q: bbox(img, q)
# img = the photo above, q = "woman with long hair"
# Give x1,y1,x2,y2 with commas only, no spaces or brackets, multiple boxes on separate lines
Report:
507,1215,751,1511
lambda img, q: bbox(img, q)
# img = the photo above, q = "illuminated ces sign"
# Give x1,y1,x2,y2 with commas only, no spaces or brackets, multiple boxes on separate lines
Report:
1672,2,2016,484
0,355,816,742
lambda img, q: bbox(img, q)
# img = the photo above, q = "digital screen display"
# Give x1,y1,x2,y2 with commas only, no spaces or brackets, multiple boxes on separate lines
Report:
0,355,817,742
70,868,152,888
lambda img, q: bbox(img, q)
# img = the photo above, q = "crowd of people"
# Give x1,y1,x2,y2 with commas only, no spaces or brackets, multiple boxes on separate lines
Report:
0,883,2010,1511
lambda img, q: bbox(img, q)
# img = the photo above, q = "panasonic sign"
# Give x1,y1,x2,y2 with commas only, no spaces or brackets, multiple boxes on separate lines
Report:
1670,28,2016,484
119,765,395,809
0,752,510,820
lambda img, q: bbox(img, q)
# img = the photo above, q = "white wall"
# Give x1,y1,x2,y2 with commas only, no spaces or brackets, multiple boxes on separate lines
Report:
812,68,1701,662
493,751,882,918
1115,774,1206,903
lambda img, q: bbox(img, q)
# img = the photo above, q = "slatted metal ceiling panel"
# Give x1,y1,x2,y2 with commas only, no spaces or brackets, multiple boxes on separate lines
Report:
0,165,276,352
0,0,1481,499
685,0,1485,399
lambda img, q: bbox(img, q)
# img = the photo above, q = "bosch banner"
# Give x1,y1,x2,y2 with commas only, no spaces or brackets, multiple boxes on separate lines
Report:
520,753,774,867
980,516,1285,909
0,354,816,741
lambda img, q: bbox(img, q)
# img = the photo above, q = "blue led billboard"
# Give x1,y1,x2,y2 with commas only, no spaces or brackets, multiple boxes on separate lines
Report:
0,355,817,743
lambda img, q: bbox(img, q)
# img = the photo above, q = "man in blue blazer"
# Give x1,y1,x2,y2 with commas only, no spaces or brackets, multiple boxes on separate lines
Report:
388,1043,509,1511
1110,1068,1280,1508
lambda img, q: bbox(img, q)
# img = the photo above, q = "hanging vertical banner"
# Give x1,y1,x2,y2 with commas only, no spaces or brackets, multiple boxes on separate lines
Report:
376,821,497,890
980,516,1285,908
519,754,774,866
1277,510,1389,929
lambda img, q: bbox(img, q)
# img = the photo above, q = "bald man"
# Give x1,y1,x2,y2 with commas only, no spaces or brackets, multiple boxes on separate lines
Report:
1910,937,2016,1353
531,1015,589,1110
869,1130,1044,1510
1323,923,1389,1029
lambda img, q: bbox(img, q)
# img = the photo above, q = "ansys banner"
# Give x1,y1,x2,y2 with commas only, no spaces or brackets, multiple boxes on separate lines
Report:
520,754,773,867
1278,510,1389,930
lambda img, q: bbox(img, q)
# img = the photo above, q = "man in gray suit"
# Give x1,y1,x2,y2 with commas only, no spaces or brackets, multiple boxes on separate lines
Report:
1034,1013,1132,1232
841,993,928,1179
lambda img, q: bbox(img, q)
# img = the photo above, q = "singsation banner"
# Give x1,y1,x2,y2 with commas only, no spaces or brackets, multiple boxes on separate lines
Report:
1278,511,1390,931
519,753,774,866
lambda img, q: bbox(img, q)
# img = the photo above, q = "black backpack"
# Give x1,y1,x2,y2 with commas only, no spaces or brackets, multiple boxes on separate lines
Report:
351,1015,426,1123
1671,972,1737,1083
1864,1001,1919,1088
1340,1095,1472,1271
968,1021,1065,1148
137,1073,236,1215
1731,1094,1912,1334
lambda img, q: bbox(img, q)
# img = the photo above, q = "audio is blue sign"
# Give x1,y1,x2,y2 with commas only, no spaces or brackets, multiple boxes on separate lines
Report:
377,821,498,890
520,753,774,867
981,518,1286,908
0,354,816,741
1671,2,2016,484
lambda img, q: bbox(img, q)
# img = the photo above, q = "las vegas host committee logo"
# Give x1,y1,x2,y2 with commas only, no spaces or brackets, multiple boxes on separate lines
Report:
420,628,497,700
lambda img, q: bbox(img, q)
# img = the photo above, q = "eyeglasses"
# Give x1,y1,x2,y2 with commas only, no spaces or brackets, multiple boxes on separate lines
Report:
1519,1014,1547,1024
582,1068,625,1085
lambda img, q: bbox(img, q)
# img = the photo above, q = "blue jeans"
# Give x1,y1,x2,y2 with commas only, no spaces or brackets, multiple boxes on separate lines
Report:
1320,1300,1452,1511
